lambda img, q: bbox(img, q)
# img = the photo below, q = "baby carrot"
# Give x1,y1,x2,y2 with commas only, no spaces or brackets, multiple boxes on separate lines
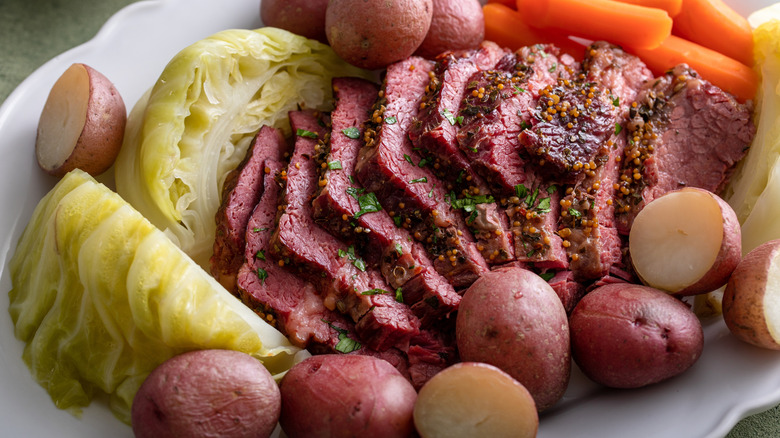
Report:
515,0,673,49
629,34,758,102
486,0,517,10
483,3,585,60
672,0,753,66
611,0,682,17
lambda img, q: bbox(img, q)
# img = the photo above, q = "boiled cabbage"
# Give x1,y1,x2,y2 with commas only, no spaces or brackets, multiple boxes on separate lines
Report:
114,27,372,267
724,19,780,253
8,169,301,424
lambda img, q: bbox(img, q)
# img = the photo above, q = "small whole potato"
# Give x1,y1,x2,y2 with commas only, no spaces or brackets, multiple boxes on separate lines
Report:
279,354,417,438
325,0,433,70
723,239,780,350
260,0,329,43
455,266,570,412
131,349,281,438
36,63,126,178
414,0,485,59
570,283,704,389
413,362,538,438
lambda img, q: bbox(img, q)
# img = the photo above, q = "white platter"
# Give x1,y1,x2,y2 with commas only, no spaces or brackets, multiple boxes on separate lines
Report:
0,0,775,437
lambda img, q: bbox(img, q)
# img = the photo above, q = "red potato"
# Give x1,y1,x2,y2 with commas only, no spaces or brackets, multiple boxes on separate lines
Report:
131,349,281,438
414,0,485,59
325,0,433,70
413,362,538,438
629,187,741,295
260,0,329,43
455,266,570,412
279,354,417,438
570,283,704,389
35,63,126,178
723,239,780,350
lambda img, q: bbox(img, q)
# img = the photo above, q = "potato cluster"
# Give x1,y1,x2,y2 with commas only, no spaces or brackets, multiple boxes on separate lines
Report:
260,0,485,69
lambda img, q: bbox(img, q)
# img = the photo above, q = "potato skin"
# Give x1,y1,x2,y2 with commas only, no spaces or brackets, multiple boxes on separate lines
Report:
325,0,433,70
131,349,281,438
570,283,704,388
260,0,329,43
414,0,485,59
279,354,417,438
455,266,570,412
675,188,742,296
723,239,780,350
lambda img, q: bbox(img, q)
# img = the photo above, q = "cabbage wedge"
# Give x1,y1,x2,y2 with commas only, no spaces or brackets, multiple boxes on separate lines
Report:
8,169,301,424
114,27,373,266
724,20,780,253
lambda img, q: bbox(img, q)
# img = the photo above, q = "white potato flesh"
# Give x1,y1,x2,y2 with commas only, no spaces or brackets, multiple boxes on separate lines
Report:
765,255,780,341
629,189,723,292
36,63,89,171
413,362,538,438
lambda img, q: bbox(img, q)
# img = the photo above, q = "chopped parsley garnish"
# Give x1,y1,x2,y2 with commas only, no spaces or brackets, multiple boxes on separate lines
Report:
513,85,526,94
536,196,552,214
448,192,495,224
568,208,582,218
342,127,360,139
614,123,623,135
404,154,414,165
328,160,343,170
395,242,403,255
548,63,557,73
385,115,397,124
352,191,382,218
323,320,361,353
339,245,367,272
612,95,620,107
296,128,318,139
393,215,402,227
418,157,429,167
255,250,266,261
519,120,532,130
441,108,460,126
515,183,529,199
395,287,404,303
252,227,267,232
360,288,404,303
256,268,268,284
410,177,427,184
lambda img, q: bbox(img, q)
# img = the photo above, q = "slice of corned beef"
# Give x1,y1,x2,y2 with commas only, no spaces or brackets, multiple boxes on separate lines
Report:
312,76,460,328
355,56,489,288
407,329,458,390
459,44,579,191
546,269,586,314
210,126,287,293
237,158,352,353
408,41,515,265
557,42,654,281
271,110,420,351
614,64,756,233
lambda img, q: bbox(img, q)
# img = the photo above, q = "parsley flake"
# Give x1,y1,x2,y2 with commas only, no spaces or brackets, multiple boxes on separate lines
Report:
296,128,318,139
328,160,343,170
342,127,360,139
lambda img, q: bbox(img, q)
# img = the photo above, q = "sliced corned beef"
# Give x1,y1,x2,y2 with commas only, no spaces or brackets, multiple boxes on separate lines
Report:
210,126,287,293
558,42,654,280
614,64,755,233
408,41,515,265
355,56,489,288
311,76,460,328
237,158,354,353
407,329,458,390
546,269,586,314
459,44,578,191
271,110,421,351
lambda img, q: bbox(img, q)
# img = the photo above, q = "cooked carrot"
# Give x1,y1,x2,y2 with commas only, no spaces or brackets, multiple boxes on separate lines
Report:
672,0,753,66
612,0,682,17
483,4,585,60
486,0,517,10
515,0,672,49
629,34,758,103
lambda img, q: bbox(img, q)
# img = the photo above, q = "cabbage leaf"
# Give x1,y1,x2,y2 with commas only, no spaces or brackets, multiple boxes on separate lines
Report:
114,27,373,266
8,170,302,424
724,19,780,253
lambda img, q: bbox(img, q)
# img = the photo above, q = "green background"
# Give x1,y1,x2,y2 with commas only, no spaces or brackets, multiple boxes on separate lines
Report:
0,0,778,436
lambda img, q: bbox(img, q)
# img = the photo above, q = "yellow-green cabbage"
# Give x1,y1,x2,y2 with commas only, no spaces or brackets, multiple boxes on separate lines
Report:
8,169,302,424
724,19,780,253
114,27,372,266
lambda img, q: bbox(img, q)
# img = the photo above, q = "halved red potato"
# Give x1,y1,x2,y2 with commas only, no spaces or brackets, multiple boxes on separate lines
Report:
723,239,780,350
35,63,126,177
413,362,538,438
628,187,741,295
